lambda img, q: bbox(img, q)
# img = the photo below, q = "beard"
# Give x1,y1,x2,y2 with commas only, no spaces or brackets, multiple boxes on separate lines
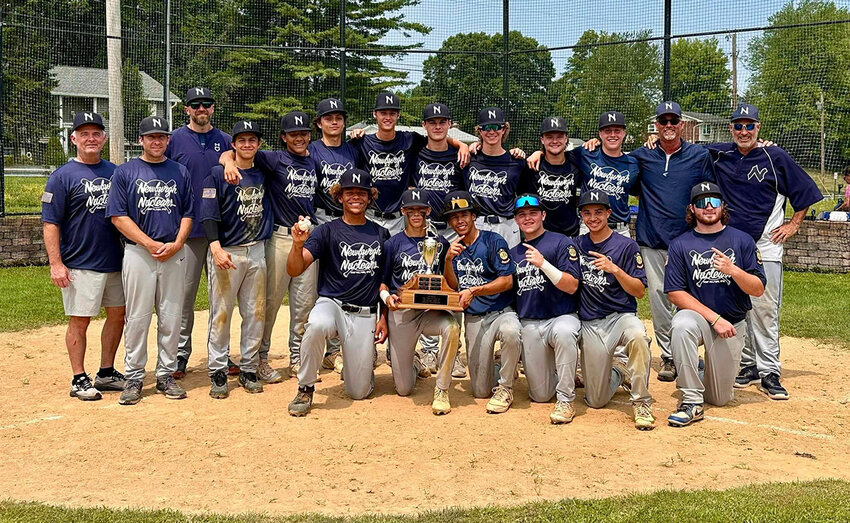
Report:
695,211,722,226
190,113,210,127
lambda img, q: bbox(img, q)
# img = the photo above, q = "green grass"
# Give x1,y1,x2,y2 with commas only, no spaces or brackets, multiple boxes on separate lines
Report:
3,175,48,214
1,479,848,522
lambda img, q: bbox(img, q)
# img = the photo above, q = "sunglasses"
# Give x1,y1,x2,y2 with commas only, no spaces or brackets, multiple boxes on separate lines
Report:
733,123,757,131
694,197,722,209
657,117,681,126
188,101,214,109
514,194,541,210
481,124,504,132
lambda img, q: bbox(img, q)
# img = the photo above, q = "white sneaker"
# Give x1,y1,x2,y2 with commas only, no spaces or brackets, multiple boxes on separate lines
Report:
485,385,513,414
70,375,102,401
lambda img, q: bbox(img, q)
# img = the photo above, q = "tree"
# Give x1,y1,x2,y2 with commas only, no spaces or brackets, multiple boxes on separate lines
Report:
552,30,661,143
418,31,555,150
746,0,850,169
670,37,731,115
122,61,151,142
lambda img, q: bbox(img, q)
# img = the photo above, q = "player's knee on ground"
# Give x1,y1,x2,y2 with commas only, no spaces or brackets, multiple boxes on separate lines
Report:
345,376,374,400
470,379,494,399
528,382,554,403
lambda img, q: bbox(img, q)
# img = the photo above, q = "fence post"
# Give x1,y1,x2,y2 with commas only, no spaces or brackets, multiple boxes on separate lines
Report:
502,0,509,105
339,0,346,104
164,0,172,126
662,0,671,100
0,18,5,217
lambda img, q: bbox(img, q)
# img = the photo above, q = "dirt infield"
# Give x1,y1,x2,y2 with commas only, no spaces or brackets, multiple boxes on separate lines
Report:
1,311,848,517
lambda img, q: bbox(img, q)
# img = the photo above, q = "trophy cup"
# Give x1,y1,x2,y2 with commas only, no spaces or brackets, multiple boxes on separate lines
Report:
398,237,462,311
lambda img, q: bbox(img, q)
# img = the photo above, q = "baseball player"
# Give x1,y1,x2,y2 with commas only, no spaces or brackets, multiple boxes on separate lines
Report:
165,87,234,379
42,111,126,401
220,111,320,382
518,117,582,237
200,120,273,399
463,108,526,248
630,101,714,382
665,182,767,426
106,115,194,405
286,168,390,416
576,190,654,430
381,189,460,414
509,194,582,424
707,104,822,400
443,190,522,413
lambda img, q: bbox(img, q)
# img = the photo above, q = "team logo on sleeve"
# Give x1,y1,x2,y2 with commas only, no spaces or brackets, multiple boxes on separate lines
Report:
635,252,644,269
339,241,382,277
80,177,111,213
41,191,53,203
756,249,763,265
689,249,735,287
498,248,510,264
202,188,216,199
568,245,578,261
135,179,178,214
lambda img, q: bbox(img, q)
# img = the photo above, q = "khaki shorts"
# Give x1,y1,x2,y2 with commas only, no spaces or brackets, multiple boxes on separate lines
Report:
61,269,125,317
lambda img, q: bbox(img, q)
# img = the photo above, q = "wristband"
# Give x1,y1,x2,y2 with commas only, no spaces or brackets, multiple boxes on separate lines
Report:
539,260,563,285
710,314,721,326
379,289,391,305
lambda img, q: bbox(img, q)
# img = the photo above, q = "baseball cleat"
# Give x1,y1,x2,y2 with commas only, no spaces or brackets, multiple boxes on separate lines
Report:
119,379,143,405
735,365,760,388
612,360,632,392
156,376,187,400
432,388,451,415
333,353,344,374
667,402,704,427
238,372,264,393
657,357,677,382
414,352,431,379
227,358,240,376
422,351,438,375
94,369,126,391
550,401,575,424
322,353,337,371
288,386,314,417
289,361,301,378
633,401,655,430
209,370,229,399
451,353,467,379
759,373,789,400
69,375,102,401
172,355,189,379
574,367,584,388
486,385,514,414
257,359,283,384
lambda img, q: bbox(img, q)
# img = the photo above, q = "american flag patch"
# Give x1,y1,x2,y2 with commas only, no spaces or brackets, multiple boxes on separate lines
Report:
41,191,53,203
202,188,216,199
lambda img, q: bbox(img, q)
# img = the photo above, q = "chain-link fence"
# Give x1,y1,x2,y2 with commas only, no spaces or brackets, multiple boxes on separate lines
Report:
3,0,850,215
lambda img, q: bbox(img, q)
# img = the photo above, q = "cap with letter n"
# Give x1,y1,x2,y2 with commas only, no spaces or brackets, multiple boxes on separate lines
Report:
578,189,611,209
400,188,430,209
478,107,506,126
656,101,682,118
316,97,347,118
374,91,401,111
731,104,759,122
442,190,478,216
690,181,723,203
540,116,568,135
72,111,105,132
280,110,311,133
139,115,171,136
598,110,626,130
338,168,372,190
184,86,214,104
423,102,451,121
231,120,263,140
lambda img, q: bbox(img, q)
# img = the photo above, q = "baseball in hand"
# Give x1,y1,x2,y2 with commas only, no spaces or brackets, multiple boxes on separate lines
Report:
297,217,311,232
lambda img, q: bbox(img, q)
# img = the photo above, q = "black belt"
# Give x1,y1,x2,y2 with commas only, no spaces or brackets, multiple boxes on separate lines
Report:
430,220,447,228
482,215,502,224
373,210,398,220
608,221,628,228
341,303,378,314
323,207,343,218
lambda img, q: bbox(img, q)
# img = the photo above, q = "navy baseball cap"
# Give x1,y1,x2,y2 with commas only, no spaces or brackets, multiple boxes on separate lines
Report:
656,101,682,118
443,190,478,216
513,194,543,214
338,168,372,190
185,87,214,104
400,188,430,209
72,111,105,132
280,111,311,133
598,110,626,129
690,181,723,203
578,190,611,209
139,115,171,136
478,107,506,126
731,104,759,122
316,98,347,118
230,120,263,140
540,116,568,135
374,91,400,111
423,103,451,121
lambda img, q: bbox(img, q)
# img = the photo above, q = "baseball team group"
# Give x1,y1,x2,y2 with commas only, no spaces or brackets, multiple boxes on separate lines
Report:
41,86,822,430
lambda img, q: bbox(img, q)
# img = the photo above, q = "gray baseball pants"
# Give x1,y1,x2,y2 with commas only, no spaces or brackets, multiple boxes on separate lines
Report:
742,261,782,378
122,244,186,381
206,242,266,374
475,216,520,248
177,237,208,360
640,247,674,359
419,311,461,355
464,308,522,398
366,210,405,235
261,227,318,363
520,314,581,403
388,309,460,395
298,297,377,399
581,312,652,407
671,309,746,405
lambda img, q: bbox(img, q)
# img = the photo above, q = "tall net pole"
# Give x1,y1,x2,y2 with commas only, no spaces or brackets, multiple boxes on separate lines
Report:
106,0,125,164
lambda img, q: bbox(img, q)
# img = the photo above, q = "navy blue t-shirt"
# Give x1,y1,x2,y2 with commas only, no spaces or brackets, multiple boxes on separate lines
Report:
164,125,231,238
519,155,581,236
304,218,391,306
510,231,581,319
41,159,123,272
308,140,361,214
409,146,463,222
255,149,317,227
200,166,273,247
382,232,451,294
463,152,525,217
352,131,427,213
106,158,194,243
665,226,767,324
451,230,515,315
576,148,640,224
576,231,647,321
630,140,714,249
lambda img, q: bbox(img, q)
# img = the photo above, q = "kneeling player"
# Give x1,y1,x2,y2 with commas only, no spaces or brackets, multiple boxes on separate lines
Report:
665,183,766,427
381,189,460,414
576,190,654,430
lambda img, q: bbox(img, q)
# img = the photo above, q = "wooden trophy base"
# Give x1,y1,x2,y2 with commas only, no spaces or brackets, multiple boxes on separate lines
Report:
398,274,463,311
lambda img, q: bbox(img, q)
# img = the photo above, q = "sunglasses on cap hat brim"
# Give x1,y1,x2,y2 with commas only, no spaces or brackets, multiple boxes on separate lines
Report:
514,195,542,212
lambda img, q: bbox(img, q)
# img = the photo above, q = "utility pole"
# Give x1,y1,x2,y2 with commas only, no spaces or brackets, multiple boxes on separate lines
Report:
662,0,671,100
818,90,825,182
106,0,125,164
730,33,738,109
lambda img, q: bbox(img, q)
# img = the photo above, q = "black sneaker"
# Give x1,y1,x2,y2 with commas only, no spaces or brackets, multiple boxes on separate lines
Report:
657,357,677,382
156,375,187,400
119,379,143,405
238,371,264,394
759,372,789,400
227,358,240,376
70,374,102,401
734,365,760,389
94,369,126,391
209,369,228,399
288,386,314,417
172,356,189,379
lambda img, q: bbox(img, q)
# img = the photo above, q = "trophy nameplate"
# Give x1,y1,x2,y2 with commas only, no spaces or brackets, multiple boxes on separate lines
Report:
397,237,463,312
